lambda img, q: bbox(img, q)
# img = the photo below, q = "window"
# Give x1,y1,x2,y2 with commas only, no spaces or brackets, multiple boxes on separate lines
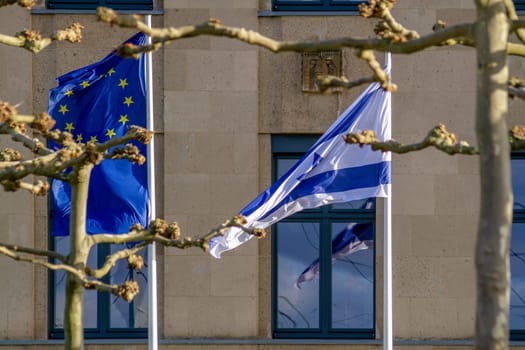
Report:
511,153,525,339
515,0,525,11
271,135,375,339
49,237,148,339
46,0,153,11
272,0,361,12
271,0,525,12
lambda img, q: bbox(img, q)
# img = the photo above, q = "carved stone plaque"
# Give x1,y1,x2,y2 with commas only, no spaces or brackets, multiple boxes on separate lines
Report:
302,50,343,93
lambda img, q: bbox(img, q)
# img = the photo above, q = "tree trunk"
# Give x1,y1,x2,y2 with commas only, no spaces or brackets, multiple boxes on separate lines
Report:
64,164,93,350
474,1,513,349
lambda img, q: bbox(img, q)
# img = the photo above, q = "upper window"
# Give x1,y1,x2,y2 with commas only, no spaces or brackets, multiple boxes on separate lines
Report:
272,135,376,339
272,0,525,12
515,0,525,11
510,153,525,339
46,0,153,10
49,238,148,339
272,0,361,12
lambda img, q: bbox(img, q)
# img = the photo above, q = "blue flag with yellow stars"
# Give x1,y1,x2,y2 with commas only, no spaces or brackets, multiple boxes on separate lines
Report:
49,32,149,236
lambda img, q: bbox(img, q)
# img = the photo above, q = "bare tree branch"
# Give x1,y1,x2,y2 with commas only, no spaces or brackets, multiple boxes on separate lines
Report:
345,124,479,155
0,0,34,9
85,243,147,279
346,124,525,155
505,0,525,44
0,24,83,53
0,241,67,262
97,8,477,56
0,243,139,302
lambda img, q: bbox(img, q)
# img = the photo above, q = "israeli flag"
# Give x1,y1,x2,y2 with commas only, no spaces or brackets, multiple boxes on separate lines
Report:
209,56,391,259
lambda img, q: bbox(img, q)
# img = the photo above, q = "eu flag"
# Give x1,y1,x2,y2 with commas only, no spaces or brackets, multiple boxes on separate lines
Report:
49,32,149,236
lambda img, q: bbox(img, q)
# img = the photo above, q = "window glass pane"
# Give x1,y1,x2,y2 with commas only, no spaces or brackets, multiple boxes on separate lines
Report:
109,245,148,328
277,222,320,329
54,237,98,328
331,198,375,210
331,222,374,329
511,223,525,329
512,159,525,210
276,158,298,178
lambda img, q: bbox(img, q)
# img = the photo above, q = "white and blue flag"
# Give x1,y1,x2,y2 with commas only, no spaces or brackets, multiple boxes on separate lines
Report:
209,56,391,259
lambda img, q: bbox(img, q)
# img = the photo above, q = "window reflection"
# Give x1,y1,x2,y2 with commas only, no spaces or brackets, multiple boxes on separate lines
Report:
277,222,320,329
512,158,525,210
54,237,98,328
53,239,148,332
109,245,148,328
511,223,525,329
331,222,374,329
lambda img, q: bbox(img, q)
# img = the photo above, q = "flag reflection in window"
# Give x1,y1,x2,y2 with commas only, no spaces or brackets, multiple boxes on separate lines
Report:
272,135,375,338
511,155,525,338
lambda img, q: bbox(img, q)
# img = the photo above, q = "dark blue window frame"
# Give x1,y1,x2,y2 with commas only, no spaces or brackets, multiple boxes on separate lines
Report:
511,152,525,340
271,135,376,339
272,0,524,12
515,0,525,11
48,236,148,339
272,0,361,12
46,0,153,11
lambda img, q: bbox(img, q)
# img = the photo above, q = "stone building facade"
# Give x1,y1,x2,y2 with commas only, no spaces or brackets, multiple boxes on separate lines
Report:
0,0,524,349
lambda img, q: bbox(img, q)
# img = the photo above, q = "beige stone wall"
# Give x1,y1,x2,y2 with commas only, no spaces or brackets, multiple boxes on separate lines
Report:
162,0,260,338
0,4,34,339
0,0,524,346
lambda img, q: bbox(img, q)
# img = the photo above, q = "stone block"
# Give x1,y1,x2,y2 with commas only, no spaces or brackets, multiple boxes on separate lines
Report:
208,92,258,131
164,131,235,174
407,297,462,338
164,9,211,50
164,173,211,214
209,9,259,51
434,174,480,216
392,174,435,215
393,256,440,298
234,132,258,174
410,215,476,257
185,50,236,91
164,255,211,297
233,51,258,91
164,50,187,91
210,255,257,296
164,296,257,337
210,174,257,214
164,91,212,132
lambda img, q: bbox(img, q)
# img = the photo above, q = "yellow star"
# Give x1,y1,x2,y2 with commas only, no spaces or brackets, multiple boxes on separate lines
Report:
123,96,134,107
59,105,69,115
106,128,116,139
107,67,116,76
76,134,83,142
119,114,129,125
64,90,74,97
89,135,98,143
65,122,74,132
118,78,128,89
80,81,90,88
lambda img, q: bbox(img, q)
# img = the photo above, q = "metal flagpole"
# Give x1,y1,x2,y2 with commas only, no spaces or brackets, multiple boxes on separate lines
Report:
383,52,393,350
384,192,393,350
145,15,158,350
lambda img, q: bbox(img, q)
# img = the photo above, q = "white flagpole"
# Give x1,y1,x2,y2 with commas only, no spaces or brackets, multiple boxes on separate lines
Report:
384,193,393,350
383,52,393,350
145,15,159,350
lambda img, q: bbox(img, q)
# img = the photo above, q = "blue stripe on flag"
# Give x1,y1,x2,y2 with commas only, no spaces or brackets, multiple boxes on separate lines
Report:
208,56,392,258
